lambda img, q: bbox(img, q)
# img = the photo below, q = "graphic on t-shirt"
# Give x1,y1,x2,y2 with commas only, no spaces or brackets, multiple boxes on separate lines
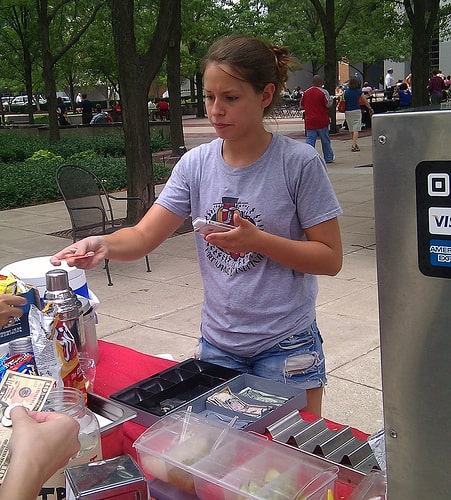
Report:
205,196,264,275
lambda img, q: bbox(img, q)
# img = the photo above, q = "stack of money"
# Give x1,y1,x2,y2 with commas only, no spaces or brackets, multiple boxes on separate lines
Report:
0,370,55,482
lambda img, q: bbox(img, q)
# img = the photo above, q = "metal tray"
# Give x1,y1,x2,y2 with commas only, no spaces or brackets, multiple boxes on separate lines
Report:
87,392,137,436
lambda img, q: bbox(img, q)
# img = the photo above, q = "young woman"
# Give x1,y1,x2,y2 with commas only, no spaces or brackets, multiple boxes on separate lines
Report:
344,77,373,152
51,35,343,416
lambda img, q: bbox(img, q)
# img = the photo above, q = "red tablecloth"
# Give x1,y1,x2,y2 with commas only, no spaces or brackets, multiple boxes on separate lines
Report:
94,340,369,461
95,340,177,458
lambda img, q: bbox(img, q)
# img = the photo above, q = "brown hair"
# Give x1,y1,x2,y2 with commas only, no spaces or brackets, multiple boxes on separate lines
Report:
348,77,361,89
202,34,294,116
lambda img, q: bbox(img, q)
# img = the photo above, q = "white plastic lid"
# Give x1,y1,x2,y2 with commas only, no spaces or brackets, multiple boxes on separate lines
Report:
1,256,86,297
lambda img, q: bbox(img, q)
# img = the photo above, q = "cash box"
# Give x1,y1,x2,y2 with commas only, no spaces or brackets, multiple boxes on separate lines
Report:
134,411,338,500
110,359,307,432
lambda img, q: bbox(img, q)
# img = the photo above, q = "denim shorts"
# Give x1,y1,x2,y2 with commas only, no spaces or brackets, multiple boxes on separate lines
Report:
195,320,326,390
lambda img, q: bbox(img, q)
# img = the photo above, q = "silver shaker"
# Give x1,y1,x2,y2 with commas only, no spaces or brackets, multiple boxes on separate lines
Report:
43,269,84,350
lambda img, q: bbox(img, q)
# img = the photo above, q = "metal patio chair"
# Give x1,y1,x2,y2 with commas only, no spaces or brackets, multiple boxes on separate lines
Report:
56,164,151,286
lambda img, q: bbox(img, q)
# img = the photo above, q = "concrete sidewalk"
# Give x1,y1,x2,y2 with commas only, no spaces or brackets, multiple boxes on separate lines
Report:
0,117,382,435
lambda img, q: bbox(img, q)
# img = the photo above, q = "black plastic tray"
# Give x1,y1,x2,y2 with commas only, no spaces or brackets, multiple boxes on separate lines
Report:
110,359,240,423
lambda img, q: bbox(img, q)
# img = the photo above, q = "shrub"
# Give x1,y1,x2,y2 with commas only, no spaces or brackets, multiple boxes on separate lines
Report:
0,133,171,163
0,155,172,210
27,149,63,161
0,131,173,210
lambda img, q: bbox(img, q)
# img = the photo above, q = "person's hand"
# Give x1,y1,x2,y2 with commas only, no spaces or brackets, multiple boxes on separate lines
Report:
50,236,106,269
9,406,80,475
204,213,262,254
0,406,80,499
0,294,27,329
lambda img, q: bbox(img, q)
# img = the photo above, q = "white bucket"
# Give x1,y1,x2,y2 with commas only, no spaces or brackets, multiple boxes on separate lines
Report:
1,256,89,299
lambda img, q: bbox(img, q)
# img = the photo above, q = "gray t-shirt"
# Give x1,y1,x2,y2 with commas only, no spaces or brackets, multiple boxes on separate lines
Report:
156,134,342,356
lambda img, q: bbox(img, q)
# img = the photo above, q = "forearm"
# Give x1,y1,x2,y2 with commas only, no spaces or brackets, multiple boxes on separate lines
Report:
255,231,342,276
206,217,342,275
104,204,185,261
0,456,47,500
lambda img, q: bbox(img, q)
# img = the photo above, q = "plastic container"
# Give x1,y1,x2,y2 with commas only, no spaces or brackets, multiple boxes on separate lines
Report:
77,295,99,364
43,387,101,460
133,411,338,500
134,411,235,495
8,335,34,356
219,447,337,500
193,435,265,499
39,387,102,497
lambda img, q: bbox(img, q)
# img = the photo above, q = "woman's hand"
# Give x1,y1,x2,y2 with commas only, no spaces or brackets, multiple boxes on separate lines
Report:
50,236,106,269
204,213,262,254
204,213,342,276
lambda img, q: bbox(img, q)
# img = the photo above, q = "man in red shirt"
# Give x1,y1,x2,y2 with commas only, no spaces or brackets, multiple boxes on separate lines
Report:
156,98,169,120
301,75,335,163
428,68,445,105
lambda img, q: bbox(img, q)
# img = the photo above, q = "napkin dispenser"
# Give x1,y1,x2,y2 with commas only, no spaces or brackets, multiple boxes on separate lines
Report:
65,455,148,499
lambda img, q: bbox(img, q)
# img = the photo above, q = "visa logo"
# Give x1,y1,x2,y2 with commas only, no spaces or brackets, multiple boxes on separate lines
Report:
429,207,451,235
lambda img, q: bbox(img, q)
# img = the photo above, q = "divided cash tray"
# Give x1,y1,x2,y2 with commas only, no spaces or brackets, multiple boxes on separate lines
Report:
110,359,307,432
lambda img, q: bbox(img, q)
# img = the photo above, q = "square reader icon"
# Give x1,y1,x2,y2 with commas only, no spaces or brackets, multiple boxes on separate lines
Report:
428,173,449,197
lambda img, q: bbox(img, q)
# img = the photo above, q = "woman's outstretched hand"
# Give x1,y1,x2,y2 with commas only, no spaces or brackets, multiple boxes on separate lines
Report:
50,236,106,269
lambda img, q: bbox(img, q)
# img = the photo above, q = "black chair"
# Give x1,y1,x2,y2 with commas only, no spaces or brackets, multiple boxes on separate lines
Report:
56,164,151,286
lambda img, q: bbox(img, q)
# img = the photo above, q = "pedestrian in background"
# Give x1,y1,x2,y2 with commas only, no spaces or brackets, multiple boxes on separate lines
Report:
77,93,93,125
90,104,110,124
396,82,412,108
384,68,396,99
343,77,373,152
301,75,335,164
428,68,445,105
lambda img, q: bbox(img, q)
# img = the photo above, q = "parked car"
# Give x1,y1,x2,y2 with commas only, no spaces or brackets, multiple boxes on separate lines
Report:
1,96,13,111
10,95,48,112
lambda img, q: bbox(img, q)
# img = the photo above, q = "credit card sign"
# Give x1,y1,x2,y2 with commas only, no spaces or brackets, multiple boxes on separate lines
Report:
428,207,451,235
416,162,451,278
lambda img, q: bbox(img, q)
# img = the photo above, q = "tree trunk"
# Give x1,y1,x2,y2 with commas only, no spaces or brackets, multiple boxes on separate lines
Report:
23,49,35,125
37,0,60,140
324,0,338,134
309,0,356,134
121,78,155,221
110,0,176,223
167,1,184,155
404,0,440,107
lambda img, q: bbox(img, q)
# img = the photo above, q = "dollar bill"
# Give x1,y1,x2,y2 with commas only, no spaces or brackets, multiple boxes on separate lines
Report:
0,370,55,413
207,386,272,418
0,370,55,483
238,387,289,405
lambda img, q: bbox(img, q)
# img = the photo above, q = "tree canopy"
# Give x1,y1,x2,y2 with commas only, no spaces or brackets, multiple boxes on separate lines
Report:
0,0,450,220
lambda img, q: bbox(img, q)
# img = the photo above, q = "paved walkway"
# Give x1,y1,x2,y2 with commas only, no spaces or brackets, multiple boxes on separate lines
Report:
0,116,383,434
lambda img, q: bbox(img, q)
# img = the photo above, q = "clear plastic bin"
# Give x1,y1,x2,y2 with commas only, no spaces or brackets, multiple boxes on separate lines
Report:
134,411,238,495
219,446,337,500
194,435,267,499
133,411,338,500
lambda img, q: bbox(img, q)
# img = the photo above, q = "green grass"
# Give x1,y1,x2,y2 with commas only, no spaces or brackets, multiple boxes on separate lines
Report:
0,133,172,210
